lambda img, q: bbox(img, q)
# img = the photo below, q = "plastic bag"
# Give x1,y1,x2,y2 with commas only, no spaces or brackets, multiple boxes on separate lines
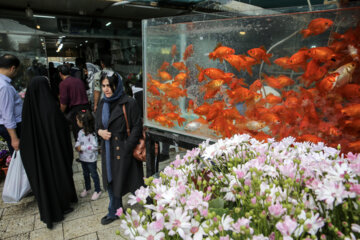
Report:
2,151,31,203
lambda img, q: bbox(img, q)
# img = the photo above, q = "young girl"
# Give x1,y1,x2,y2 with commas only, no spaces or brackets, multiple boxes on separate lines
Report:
75,109,102,200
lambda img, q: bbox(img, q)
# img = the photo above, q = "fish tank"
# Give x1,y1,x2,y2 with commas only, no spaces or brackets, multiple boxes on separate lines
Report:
142,4,360,154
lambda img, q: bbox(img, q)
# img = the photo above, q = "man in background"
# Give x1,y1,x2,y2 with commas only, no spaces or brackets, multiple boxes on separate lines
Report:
0,54,22,154
58,64,89,139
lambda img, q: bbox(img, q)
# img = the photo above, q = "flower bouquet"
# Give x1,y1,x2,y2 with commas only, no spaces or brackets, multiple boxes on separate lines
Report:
118,134,360,240
0,149,10,177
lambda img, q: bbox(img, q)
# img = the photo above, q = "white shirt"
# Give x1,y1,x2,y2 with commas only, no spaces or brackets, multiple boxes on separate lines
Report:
75,129,98,162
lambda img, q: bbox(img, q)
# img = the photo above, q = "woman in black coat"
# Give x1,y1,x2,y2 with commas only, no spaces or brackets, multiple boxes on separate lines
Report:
20,76,77,229
95,71,144,225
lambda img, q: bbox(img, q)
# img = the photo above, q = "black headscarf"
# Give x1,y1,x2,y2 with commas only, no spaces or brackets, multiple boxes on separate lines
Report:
20,76,77,226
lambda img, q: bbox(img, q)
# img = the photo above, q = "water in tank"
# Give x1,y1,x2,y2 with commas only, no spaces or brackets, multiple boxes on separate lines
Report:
142,4,360,153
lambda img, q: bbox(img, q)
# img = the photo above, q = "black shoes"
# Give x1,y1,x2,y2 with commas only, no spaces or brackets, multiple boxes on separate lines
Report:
46,222,53,229
159,154,170,162
101,215,119,225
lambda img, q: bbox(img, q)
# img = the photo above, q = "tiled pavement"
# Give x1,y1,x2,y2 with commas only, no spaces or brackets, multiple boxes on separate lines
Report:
0,149,185,240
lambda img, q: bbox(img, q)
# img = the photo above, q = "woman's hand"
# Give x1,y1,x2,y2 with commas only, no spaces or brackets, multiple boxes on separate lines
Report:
98,129,111,140
75,146,81,152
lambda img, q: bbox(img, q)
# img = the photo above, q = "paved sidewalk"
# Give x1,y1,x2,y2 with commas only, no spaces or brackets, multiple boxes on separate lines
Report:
0,149,182,240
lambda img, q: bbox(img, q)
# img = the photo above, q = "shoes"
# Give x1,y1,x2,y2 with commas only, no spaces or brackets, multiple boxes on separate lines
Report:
63,207,74,215
91,191,102,201
80,189,91,198
101,215,119,225
159,153,170,162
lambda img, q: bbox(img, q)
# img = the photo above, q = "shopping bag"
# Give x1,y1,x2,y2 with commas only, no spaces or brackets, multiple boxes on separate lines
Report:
2,151,31,203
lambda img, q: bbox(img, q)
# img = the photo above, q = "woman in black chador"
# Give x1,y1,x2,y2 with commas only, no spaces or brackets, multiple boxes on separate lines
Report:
20,76,77,229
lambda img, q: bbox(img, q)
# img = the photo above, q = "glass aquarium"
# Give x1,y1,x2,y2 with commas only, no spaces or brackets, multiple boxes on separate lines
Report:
142,5,360,153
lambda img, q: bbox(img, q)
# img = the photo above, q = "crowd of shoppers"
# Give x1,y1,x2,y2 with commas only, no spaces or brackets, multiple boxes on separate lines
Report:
0,54,144,229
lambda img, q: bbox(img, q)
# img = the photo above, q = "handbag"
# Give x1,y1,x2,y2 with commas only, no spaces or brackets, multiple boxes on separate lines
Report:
2,151,32,203
123,105,147,162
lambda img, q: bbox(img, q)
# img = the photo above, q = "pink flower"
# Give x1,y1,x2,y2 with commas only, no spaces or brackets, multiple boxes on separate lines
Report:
268,203,286,217
220,236,230,240
350,184,360,194
150,217,164,231
6,155,11,166
251,197,256,204
116,207,123,216
276,216,297,237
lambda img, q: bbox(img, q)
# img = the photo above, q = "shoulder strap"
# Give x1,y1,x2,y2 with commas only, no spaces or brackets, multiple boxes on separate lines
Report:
122,104,131,137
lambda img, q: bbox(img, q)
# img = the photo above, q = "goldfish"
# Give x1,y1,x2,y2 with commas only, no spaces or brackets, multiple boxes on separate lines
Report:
197,65,234,82
224,54,244,72
165,88,187,99
329,40,348,53
341,103,360,118
172,62,188,72
166,112,186,126
226,87,254,104
194,103,212,115
301,18,333,38
159,61,170,71
158,71,172,81
246,120,266,131
247,46,272,65
336,84,360,100
249,79,263,92
296,134,324,144
317,73,340,92
287,48,308,70
204,88,221,100
259,112,281,125
307,47,336,62
171,44,177,58
274,57,293,70
183,44,194,61
201,79,224,91
222,107,246,121
187,99,194,112
262,74,295,89
154,115,174,127
299,60,328,87
209,43,235,63
148,85,160,96
332,62,357,88
228,78,247,90
263,93,282,105
165,102,178,113
348,140,360,152
174,72,188,87
344,119,360,131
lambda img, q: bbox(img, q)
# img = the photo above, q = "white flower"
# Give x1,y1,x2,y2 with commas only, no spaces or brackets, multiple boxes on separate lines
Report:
351,223,360,233
135,223,165,240
165,207,192,238
294,210,324,237
128,186,150,205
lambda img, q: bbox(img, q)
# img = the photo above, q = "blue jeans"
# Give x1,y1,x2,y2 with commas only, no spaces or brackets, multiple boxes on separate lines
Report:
81,161,101,193
107,182,122,219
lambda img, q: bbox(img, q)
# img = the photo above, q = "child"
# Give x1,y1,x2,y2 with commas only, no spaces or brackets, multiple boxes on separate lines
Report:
75,109,102,200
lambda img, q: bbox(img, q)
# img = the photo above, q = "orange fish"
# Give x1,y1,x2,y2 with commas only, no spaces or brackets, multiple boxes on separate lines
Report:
296,134,323,144
194,103,212,116
158,71,172,81
171,45,177,58
263,93,282,105
165,88,187,99
204,88,220,100
172,62,188,72
174,72,188,87
301,18,333,38
187,99,195,112
249,79,263,92
159,61,170,71
274,57,294,71
228,77,247,90
166,112,186,126
287,48,308,71
262,74,294,89
260,112,281,125
284,96,299,109
341,103,360,118
317,73,339,92
227,86,254,105
299,60,328,87
183,44,194,61
307,47,336,62
148,85,160,96
197,65,234,82
247,46,272,65
336,84,360,100
155,115,175,127
202,79,224,91
348,140,360,152
165,102,178,113
209,43,235,63
344,119,360,131
224,54,244,72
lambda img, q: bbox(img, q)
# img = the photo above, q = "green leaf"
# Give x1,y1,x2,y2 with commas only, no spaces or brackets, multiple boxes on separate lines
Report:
209,207,229,216
209,197,225,209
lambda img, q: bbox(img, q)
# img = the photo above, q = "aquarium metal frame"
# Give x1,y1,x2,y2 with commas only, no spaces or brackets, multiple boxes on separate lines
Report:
145,127,212,177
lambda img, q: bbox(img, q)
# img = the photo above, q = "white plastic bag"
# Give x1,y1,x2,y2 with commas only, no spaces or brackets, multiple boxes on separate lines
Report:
2,151,31,203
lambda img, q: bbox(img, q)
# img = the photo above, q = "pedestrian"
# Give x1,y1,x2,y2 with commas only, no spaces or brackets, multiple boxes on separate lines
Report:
20,76,77,229
58,64,89,139
0,54,22,155
75,109,102,200
95,71,144,225
93,54,113,112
